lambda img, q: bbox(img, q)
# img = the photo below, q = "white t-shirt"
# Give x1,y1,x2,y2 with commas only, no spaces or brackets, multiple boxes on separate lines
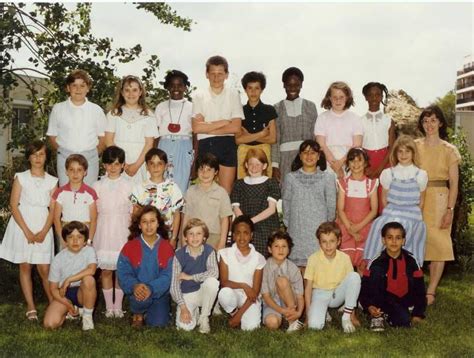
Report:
47,98,106,152
155,99,193,137
192,87,244,140
49,245,97,287
379,164,428,191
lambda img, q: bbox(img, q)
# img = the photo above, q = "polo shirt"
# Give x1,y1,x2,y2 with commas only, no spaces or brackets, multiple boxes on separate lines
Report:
242,101,278,145
304,250,353,290
52,183,98,222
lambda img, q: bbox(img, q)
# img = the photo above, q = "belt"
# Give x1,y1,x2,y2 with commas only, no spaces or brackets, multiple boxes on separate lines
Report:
427,180,448,187
161,135,192,141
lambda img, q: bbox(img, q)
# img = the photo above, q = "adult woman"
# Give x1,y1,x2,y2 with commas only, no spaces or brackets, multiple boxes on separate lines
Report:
415,105,461,305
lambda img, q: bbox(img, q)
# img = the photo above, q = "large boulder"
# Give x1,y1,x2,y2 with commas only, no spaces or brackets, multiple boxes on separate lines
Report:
385,89,422,137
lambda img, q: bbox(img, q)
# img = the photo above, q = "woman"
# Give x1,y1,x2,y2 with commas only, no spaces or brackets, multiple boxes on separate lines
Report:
415,105,461,305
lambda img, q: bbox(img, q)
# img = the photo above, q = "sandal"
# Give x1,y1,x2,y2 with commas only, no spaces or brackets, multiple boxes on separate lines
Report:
26,310,38,321
426,292,436,305
131,314,144,328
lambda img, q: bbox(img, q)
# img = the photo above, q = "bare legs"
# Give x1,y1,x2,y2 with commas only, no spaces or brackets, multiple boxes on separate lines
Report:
218,165,236,194
264,277,297,329
19,263,52,313
427,261,445,305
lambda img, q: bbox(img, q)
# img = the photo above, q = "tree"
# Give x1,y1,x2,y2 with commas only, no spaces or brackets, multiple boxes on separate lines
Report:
434,90,456,129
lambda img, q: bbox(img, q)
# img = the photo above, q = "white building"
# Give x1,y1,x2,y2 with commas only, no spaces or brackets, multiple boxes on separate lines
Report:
455,54,474,155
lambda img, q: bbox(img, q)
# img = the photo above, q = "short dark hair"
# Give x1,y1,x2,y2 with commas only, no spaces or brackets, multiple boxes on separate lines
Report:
418,105,448,140
25,140,49,163
291,140,327,172
316,222,342,240
381,222,406,238
62,221,89,241
206,55,229,73
102,145,125,164
282,67,304,83
231,215,254,234
195,152,219,175
163,70,190,89
145,148,168,164
65,154,88,171
241,71,267,90
66,69,92,87
267,229,294,254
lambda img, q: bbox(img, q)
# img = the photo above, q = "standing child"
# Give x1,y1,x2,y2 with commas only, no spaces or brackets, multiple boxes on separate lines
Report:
261,231,304,332
43,221,97,331
336,148,378,271
192,55,244,194
105,75,158,185
155,70,194,194
231,148,281,256
52,154,98,248
271,67,318,185
364,135,427,266
304,222,361,333
218,215,266,331
92,146,133,318
181,153,233,250
117,206,174,328
130,148,183,248
314,81,364,178
360,222,426,331
283,140,336,268
171,219,219,334
47,69,106,186
0,140,57,320
235,71,277,179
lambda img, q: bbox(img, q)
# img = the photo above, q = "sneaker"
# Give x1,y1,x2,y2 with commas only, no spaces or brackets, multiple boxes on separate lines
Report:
105,309,115,318
66,306,80,320
325,311,333,323
287,320,304,333
342,317,356,333
370,317,385,332
82,315,94,331
198,316,210,334
212,304,222,316
114,309,125,318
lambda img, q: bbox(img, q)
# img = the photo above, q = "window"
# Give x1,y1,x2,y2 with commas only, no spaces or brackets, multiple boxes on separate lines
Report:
12,106,32,137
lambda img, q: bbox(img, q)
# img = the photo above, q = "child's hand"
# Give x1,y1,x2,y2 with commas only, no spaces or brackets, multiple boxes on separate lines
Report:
242,285,258,302
24,229,36,244
133,283,151,301
179,305,192,324
411,316,424,324
194,114,205,122
228,313,242,328
284,307,300,322
59,279,70,297
34,230,47,243
125,163,140,177
368,305,383,318
179,272,193,281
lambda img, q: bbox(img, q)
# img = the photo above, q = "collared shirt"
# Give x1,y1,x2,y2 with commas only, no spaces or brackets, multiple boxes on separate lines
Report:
52,183,98,222
242,101,277,145
362,110,392,150
314,109,364,147
47,98,107,152
261,257,303,300
379,164,428,191
304,250,353,290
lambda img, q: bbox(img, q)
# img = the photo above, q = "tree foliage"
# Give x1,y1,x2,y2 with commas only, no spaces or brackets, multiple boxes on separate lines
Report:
434,90,456,129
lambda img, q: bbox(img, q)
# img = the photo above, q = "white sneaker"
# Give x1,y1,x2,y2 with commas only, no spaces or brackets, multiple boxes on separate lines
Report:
114,309,125,318
325,311,332,323
105,309,115,318
212,304,222,316
342,317,355,333
82,315,94,331
198,316,210,334
287,320,304,333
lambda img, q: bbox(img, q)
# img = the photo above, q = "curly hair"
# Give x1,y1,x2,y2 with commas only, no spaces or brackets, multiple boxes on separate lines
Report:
128,205,169,241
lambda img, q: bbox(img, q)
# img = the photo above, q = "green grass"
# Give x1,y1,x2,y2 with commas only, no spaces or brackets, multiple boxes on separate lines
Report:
0,260,473,357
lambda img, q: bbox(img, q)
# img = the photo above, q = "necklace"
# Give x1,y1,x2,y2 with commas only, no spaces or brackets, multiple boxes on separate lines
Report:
168,99,185,133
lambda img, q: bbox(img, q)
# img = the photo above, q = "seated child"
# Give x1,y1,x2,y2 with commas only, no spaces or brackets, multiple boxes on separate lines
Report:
53,154,98,248
304,222,361,333
218,215,266,331
43,221,97,331
171,218,219,334
117,205,174,328
360,222,426,331
261,230,304,332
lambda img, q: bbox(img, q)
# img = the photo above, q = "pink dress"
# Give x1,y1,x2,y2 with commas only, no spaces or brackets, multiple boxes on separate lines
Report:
92,175,133,270
337,176,378,267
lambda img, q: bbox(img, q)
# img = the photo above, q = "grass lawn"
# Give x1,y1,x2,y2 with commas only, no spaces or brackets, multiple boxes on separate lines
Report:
0,260,472,357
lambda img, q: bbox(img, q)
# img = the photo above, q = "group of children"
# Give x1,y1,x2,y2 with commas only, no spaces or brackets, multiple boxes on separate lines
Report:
0,54,445,334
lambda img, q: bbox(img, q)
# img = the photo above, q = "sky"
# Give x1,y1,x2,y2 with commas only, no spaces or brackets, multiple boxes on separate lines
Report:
16,2,474,115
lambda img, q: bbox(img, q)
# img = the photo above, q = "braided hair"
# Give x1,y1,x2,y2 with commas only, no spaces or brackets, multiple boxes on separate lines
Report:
362,82,389,106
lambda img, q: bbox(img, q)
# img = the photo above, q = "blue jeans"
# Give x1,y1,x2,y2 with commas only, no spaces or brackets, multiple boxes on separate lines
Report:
129,294,171,327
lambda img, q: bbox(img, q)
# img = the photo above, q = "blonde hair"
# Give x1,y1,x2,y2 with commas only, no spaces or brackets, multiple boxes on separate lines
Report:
244,148,269,176
320,81,354,110
183,218,209,239
111,75,149,116
389,134,419,167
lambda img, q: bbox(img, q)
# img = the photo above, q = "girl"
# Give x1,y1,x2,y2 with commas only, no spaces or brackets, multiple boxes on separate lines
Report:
117,205,174,328
271,67,318,185
415,106,461,305
314,81,364,178
282,140,336,269
230,148,281,256
336,148,378,271
92,146,133,318
364,135,428,266
0,140,57,321
105,75,158,185
218,215,266,331
155,70,194,194
130,148,183,248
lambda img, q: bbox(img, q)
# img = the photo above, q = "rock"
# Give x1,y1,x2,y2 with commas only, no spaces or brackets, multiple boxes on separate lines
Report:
385,89,422,136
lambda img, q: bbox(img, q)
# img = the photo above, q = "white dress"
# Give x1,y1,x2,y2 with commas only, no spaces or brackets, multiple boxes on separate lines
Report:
0,170,57,264
106,107,159,185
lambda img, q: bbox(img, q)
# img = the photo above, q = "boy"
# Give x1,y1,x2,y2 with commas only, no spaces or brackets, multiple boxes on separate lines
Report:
192,55,244,193
360,222,426,331
52,154,98,248
171,218,219,334
130,148,183,248
235,71,277,179
261,230,304,332
181,153,233,250
43,221,97,331
304,222,361,333
47,69,107,186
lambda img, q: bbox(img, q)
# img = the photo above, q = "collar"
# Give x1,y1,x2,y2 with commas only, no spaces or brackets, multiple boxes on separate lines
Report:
383,250,403,260
284,97,303,105
185,245,204,256
144,178,168,188
199,181,219,192
68,97,88,108
329,109,348,117
246,100,264,110
365,110,384,121
63,182,88,193
394,163,416,171
140,234,159,249
243,176,269,185
231,242,255,258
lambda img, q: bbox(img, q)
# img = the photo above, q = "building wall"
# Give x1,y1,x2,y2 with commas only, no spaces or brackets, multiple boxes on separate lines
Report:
455,111,474,156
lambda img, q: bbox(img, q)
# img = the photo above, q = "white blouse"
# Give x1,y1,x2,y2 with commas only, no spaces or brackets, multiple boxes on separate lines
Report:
379,164,428,191
361,110,392,150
